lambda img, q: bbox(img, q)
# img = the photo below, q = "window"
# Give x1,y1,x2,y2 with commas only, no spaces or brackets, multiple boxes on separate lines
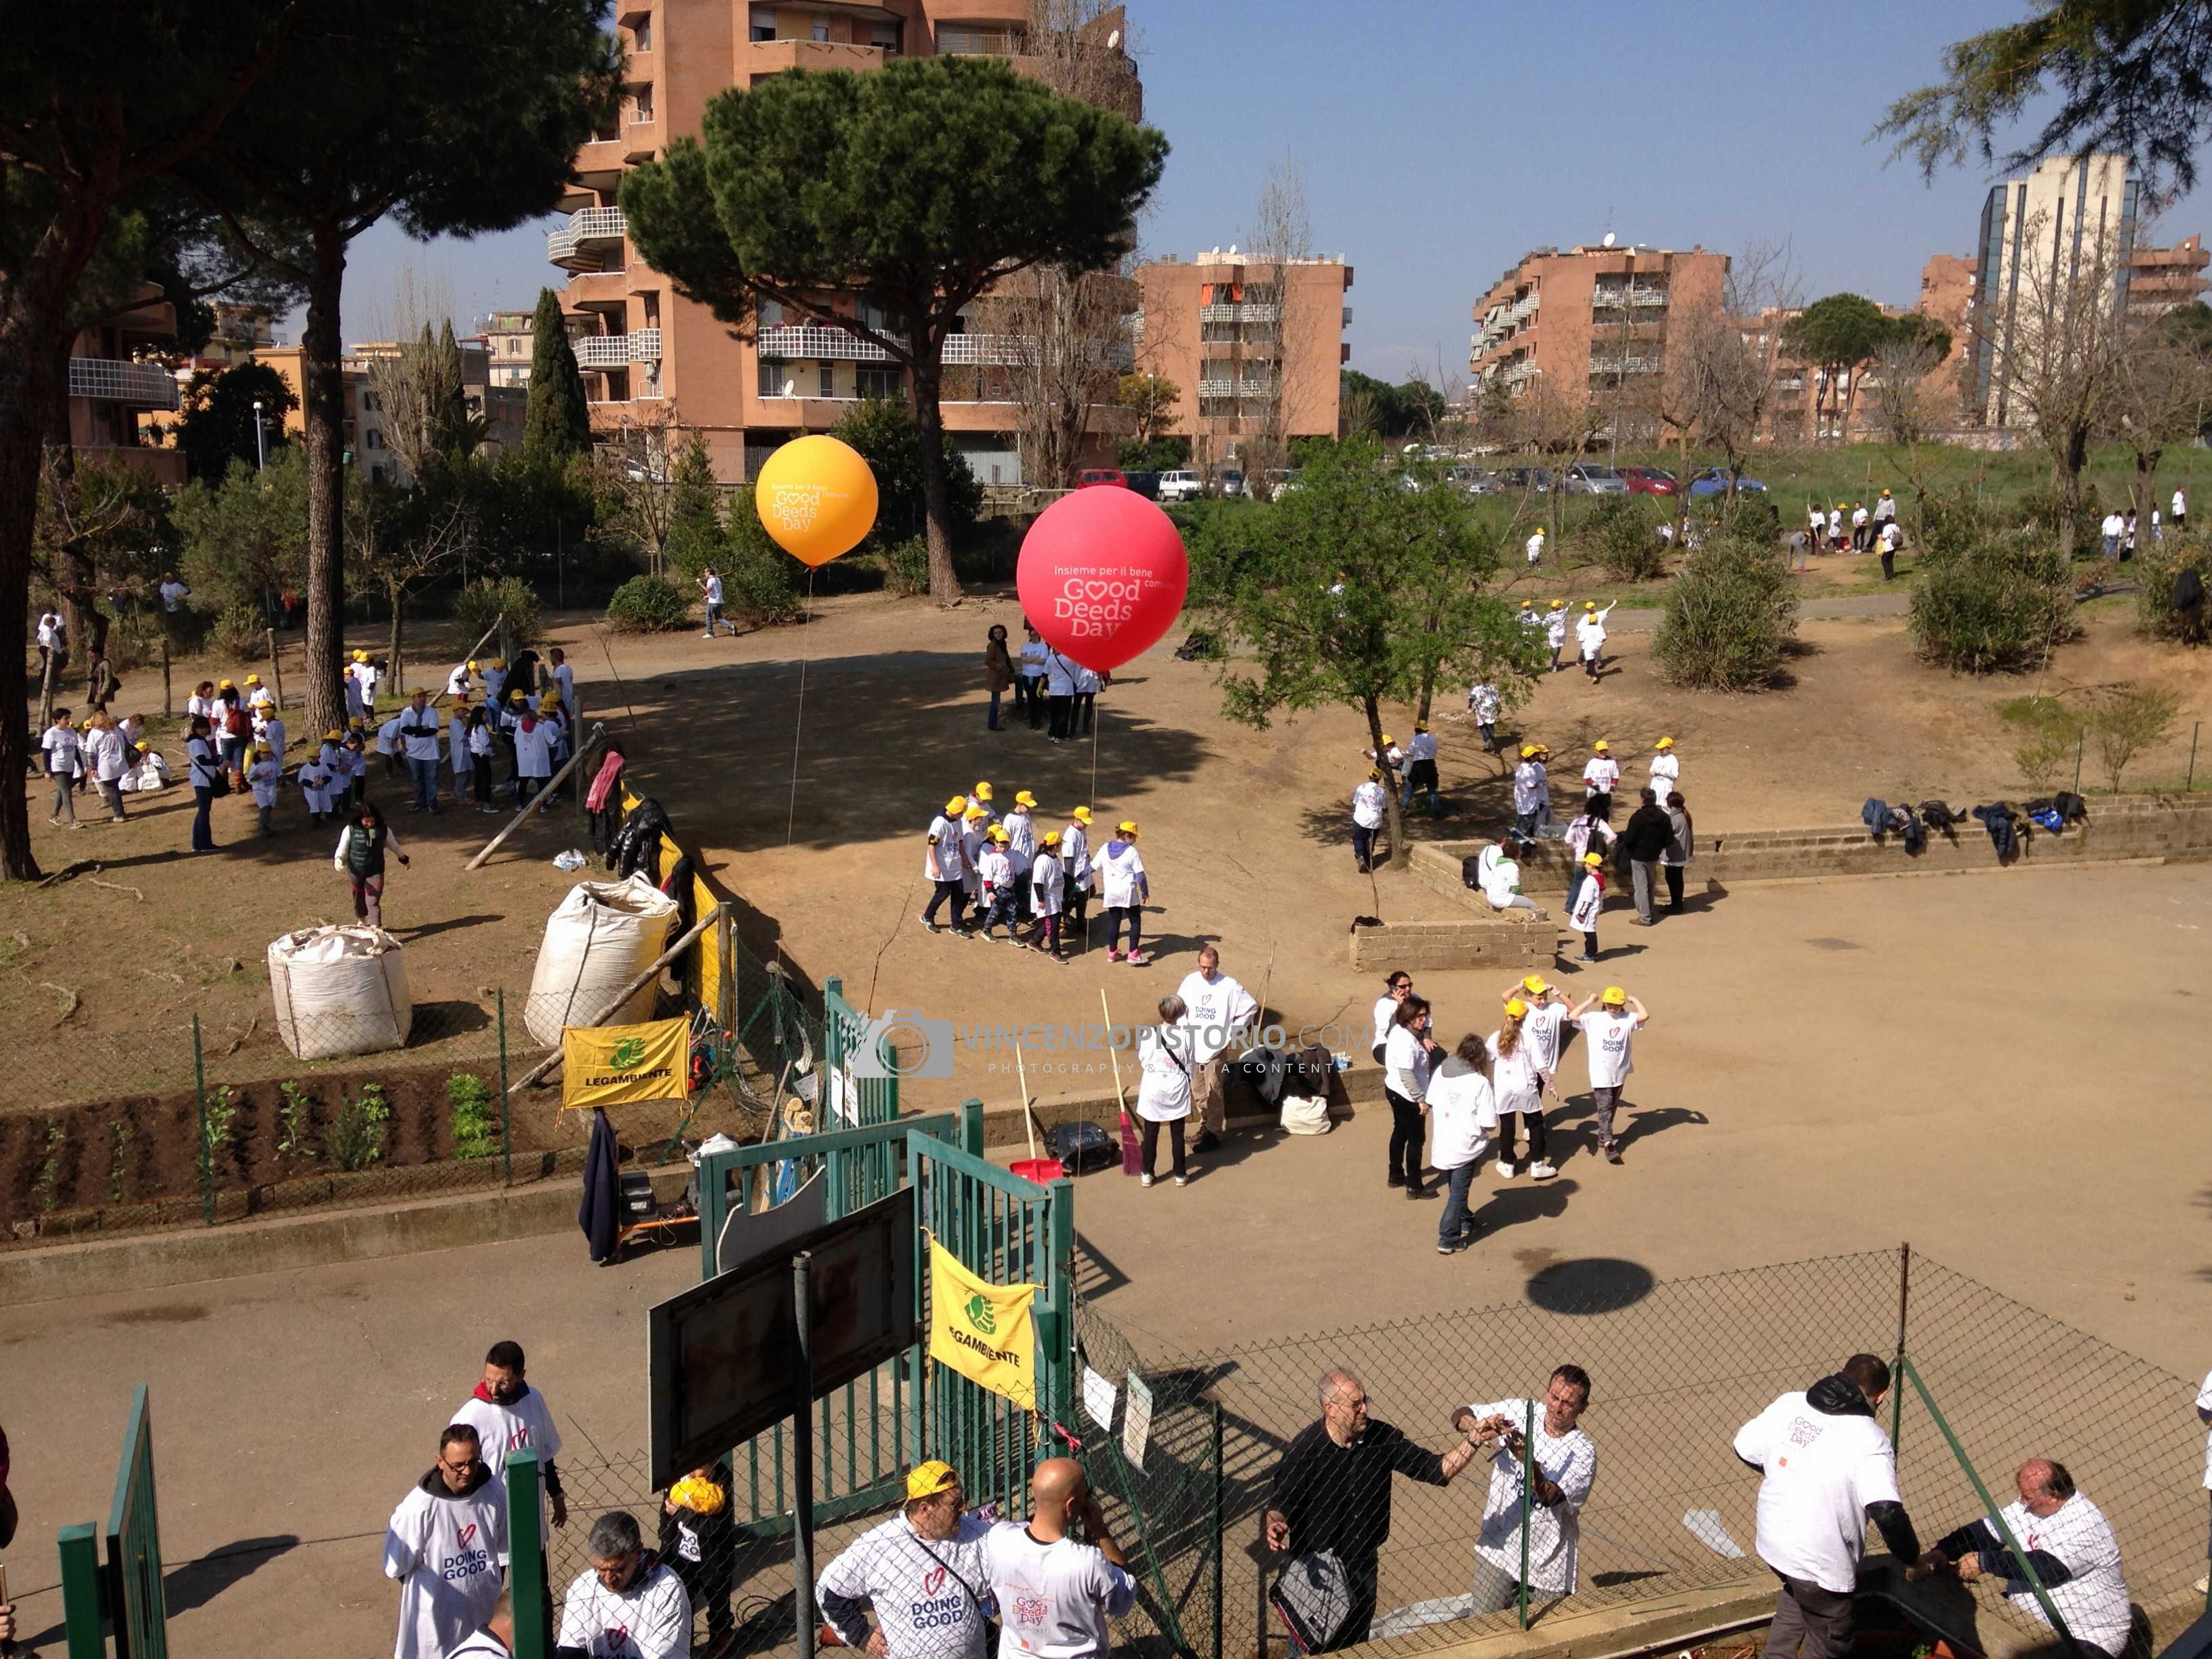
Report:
818,361,835,398
631,16,650,50
642,292,661,327
361,390,380,412
365,428,383,450
759,358,788,397
758,298,785,326
811,14,830,41
749,5,776,41
628,83,653,121
869,20,900,51
858,365,901,400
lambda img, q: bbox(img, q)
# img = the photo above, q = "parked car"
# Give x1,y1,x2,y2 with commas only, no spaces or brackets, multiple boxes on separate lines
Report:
1156,469,1205,503
1217,469,1247,498
1687,467,1768,497
1121,471,1162,500
1078,468,1129,489
1265,468,1303,496
1563,462,1630,496
1620,466,1680,496
1464,469,1504,495
1496,466,1554,492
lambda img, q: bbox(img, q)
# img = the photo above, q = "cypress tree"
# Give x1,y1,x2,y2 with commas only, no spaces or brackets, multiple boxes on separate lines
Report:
523,287,591,460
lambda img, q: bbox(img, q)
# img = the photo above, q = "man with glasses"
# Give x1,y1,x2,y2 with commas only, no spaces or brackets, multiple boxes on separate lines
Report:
1265,1370,1488,1651
556,1511,691,1659
1449,1366,1598,1614
820,1460,994,1659
384,1423,510,1659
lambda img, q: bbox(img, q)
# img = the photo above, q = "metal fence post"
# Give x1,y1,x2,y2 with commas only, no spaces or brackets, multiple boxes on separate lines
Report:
2073,729,2085,795
2189,721,2200,791
193,1015,212,1226
1891,1241,1911,1452
58,1522,107,1659
960,1098,986,1158
1518,1399,1534,1630
498,991,512,1187
506,1449,548,1659
1211,1399,1225,1659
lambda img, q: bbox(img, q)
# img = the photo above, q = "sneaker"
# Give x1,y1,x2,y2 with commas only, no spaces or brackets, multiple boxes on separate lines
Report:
1108,949,1125,962
1580,953,1600,963
1405,1184,1425,1201
1126,952,1150,966
1386,1174,1405,1188
1605,1148,1624,1165
1437,1241,1460,1255
1530,1161,1559,1180
1139,1174,1154,1188
1495,1161,1517,1180
921,919,942,934
1172,1175,1188,1187
1190,1132,1222,1154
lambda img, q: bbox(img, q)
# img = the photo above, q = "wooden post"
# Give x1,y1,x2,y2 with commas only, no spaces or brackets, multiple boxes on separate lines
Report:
161,637,173,717
267,629,284,709
465,721,605,870
430,614,507,709
505,902,727,1096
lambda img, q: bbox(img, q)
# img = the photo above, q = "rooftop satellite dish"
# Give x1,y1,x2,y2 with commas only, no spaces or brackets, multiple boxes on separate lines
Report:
1603,233,1617,248
1228,243,1239,256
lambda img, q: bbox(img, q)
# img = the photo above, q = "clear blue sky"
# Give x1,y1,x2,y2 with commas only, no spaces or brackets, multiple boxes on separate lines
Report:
323,0,2210,384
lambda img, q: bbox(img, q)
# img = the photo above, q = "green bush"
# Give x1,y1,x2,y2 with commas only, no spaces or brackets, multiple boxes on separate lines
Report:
211,603,269,661
1173,500,1268,607
452,575,544,651
722,485,805,626
2132,543,2209,644
828,398,981,546
2016,479,2105,553
1910,537,2077,673
447,1073,498,1161
327,1083,389,1172
1689,489,1781,542
1914,488,2008,559
881,536,930,597
605,574,693,632
1653,532,1798,690
1583,496,1671,582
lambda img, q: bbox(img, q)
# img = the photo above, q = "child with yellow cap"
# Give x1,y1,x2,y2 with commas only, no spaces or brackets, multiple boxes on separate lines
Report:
921,795,973,935
1567,985,1650,1164
1542,598,1569,672
1099,820,1150,964
1567,850,1606,961
1580,740,1620,813
1502,974,1570,1079
1510,744,1549,847
1003,791,1038,917
1029,830,1067,957
1060,805,1093,946
1488,999,1557,1182
246,742,282,835
959,804,990,912
1647,736,1679,806
975,825,1018,943
298,746,336,825
1575,601,1616,681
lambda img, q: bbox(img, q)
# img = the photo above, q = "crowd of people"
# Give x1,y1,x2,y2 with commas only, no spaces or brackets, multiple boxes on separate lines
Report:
921,786,1151,963
982,620,1106,740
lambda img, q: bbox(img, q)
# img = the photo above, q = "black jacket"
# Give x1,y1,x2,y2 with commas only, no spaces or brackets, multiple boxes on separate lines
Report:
579,1107,621,1264
1620,803,1674,862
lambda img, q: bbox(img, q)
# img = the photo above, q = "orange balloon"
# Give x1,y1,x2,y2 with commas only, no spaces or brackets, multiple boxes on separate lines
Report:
755,435,879,567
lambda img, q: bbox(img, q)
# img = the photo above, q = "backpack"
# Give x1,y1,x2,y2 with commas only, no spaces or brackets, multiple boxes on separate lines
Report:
224,706,249,738
1460,854,1482,890
1046,1120,1118,1174
2175,566,2205,614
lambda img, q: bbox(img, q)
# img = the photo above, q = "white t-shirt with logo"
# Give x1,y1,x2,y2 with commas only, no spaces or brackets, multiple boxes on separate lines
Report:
451,1386,563,1540
1135,1023,1193,1122
818,1511,994,1659
383,1476,511,1659
1581,757,1620,796
1576,1011,1637,1089
1176,970,1256,1064
1462,1397,1598,1594
557,1560,692,1659
927,814,968,881
1352,780,1386,828
1733,1391,1901,1594
1982,1493,2129,1656
1424,1060,1496,1168
1522,1003,1567,1075
1487,1033,1544,1116
984,1522,1133,1659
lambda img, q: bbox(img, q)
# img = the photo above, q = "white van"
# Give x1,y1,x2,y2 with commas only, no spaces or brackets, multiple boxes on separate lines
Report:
1157,470,1204,502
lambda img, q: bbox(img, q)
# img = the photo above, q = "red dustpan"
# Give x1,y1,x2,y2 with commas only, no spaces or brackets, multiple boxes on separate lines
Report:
1011,1042,1064,1182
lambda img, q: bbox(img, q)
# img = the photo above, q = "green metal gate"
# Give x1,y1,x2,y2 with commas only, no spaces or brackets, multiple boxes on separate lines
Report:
696,1104,982,1537
907,1129,1076,1518
823,976,898,1127
58,1385,167,1659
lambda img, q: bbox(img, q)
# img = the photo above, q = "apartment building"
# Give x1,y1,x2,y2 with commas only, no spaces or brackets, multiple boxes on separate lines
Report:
2123,233,2209,314
1132,249,1352,466
68,283,184,486
548,0,1140,484
1469,243,1727,425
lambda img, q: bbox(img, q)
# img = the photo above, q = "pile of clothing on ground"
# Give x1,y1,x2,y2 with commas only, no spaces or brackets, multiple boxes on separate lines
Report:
1860,794,2088,860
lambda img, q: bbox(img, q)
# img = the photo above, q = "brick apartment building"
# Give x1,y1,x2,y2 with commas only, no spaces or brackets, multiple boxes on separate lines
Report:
68,284,184,486
548,0,1141,484
1133,249,1352,468
1469,243,1727,430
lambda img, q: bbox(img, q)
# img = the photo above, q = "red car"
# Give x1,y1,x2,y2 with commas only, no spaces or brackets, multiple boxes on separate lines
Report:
1077,468,1129,489
1620,466,1680,496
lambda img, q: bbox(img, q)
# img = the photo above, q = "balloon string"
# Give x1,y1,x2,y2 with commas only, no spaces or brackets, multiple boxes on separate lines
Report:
785,565,815,849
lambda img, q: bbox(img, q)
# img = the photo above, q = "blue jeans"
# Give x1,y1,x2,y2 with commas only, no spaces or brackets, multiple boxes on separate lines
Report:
409,755,439,809
1438,1159,1481,1245
988,687,1002,729
191,786,215,851
1402,783,1439,815
704,601,723,636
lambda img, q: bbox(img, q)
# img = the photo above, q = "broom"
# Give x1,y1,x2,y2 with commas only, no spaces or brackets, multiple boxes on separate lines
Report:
1102,988,1142,1175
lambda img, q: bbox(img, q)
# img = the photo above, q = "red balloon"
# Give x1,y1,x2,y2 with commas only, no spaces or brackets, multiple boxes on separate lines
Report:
1015,488,1190,672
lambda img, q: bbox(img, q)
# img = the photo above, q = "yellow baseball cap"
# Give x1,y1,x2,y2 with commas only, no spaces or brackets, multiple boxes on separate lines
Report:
1380,734,1393,746
489,657,505,668
906,1460,959,1501
1072,805,1092,823
1520,744,1537,758
973,782,993,800
244,674,261,685
1655,736,1674,749
353,649,368,661
1551,597,1565,608
468,659,479,671
944,794,968,815
987,824,1009,842
1584,601,1597,612
1504,998,1528,1018
1522,974,1550,994
324,728,342,741
1592,740,1609,753
254,743,270,756
1582,851,1603,866
1880,487,1892,496
1116,820,1140,836
218,677,235,687
1414,721,1428,734
1041,830,1062,846
963,805,988,821
1602,985,1626,1005
1014,790,1037,807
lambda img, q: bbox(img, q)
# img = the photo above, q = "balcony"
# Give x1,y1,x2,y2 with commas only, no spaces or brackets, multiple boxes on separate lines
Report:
1593,287,1668,311
1342,306,1354,327
623,115,661,163
73,444,187,485
1199,302,1281,324
1197,378,1279,399
68,358,178,409
548,207,626,271
1588,355,1662,376
572,329,662,369
756,323,899,362
747,39,895,77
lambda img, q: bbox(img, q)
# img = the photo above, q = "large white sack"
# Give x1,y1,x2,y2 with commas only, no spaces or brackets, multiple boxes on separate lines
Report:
525,874,679,1045
268,925,413,1059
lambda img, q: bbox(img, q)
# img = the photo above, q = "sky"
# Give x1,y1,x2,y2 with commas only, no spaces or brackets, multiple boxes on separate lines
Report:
321,0,2212,385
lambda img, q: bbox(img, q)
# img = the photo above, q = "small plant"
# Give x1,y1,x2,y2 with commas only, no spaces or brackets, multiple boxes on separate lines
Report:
452,574,546,651
108,1120,132,1203
447,1072,500,1161
2089,683,2183,793
33,1121,64,1214
881,536,931,597
210,603,270,662
277,1081,314,1156
1585,496,1672,583
604,574,693,633
327,1081,391,1172
1653,531,1798,691
2016,734,2073,793
199,1085,237,1177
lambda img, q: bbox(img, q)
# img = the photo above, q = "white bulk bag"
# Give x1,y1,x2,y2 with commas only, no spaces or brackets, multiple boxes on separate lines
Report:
525,874,679,1045
268,924,413,1059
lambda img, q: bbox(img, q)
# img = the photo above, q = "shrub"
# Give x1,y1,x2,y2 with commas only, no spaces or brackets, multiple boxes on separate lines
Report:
452,575,544,652
1653,532,1798,690
723,489,805,626
605,574,692,632
447,1072,499,1161
327,1082,389,1172
2016,479,2105,553
1909,538,2076,673
1914,488,2009,559
2089,683,2182,792
881,536,930,597
830,398,980,546
2133,544,2210,645
211,603,268,662
1688,489,1781,542
1584,496,1671,582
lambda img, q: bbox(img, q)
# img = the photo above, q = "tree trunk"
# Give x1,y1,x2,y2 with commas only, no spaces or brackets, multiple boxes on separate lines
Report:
1366,696,1406,871
302,227,349,739
909,352,964,605
2050,445,2082,563
386,582,404,692
0,306,78,880
2135,449,2161,534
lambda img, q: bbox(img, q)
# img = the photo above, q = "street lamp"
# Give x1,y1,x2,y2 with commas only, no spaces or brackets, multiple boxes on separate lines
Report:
252,399,266,472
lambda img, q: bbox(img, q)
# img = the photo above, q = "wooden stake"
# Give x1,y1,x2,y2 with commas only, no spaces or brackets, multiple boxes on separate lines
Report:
161,637,173,717
1015,1041,1037,1159
268,629,285,710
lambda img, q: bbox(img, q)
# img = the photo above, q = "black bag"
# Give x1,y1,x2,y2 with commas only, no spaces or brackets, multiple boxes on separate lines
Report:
1460,854,1482,890
1047,1120,1118,1174
2055,791,2089,824
2175,565,2205,614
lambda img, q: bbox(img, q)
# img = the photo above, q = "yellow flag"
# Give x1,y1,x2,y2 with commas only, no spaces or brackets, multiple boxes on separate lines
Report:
561,1018,689,1110
928,1238,1040,1405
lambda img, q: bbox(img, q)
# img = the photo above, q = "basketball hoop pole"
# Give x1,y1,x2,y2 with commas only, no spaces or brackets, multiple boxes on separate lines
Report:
793,1249,819,1659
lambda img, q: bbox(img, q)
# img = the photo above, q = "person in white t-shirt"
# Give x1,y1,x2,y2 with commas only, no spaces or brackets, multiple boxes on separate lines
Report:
1096,820,1148,964
984,1458,1134,1659
1580,741,1620,812
1135,993,1195,1186
1351,769,1388,873
1423,1034,1495,1252
1468,681,1501,751
1383,996,1443,1197
1735,1356,1926,1659
557,1511,691,1659
1488,1000,1559,1182
1451,1365,1599,1610
1476,842,1538,915
1567,987,1648,1165
1925,1459,2129,1659
1043,647,1078,744
1525,527,1546,567
698,567,725,637
820,1460,994,1659
1647,737,1679,805
1401,723,1441,816
1371,972,1413,1064
446,1588,517,1659
1018,622,1049,729
384,1423,511,1659
1505,976,1570,1079
1575,603,1615,681
1175,946,1258,1150
1543,600,1569,673
2175,487,2189,530
922,794,973,935
450,1340,568,1537
2101,511,2125,560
